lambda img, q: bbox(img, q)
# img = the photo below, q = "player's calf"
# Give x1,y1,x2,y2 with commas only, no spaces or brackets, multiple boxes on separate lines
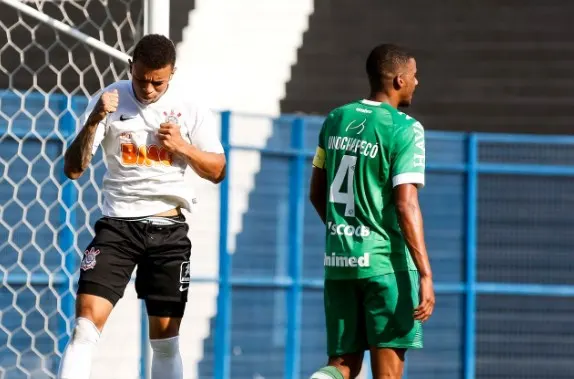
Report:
150,335,183,379
57,317,100,379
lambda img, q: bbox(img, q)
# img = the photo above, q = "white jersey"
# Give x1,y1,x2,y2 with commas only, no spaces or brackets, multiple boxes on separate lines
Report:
80,80,224,217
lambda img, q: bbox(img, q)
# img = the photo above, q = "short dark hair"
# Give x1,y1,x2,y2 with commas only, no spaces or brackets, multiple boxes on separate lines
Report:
366,44,413,91
132,34,176,69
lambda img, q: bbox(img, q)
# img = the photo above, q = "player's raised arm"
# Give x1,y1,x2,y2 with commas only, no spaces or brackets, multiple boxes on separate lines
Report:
63,89,117,179
391,121,435,322
157,105,226,184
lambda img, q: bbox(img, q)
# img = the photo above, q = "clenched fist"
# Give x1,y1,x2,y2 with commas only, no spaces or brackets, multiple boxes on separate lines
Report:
157,122,186,154
91,89,119,122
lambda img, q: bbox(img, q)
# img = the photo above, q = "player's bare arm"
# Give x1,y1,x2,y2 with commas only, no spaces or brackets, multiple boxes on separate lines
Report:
309,166,327,224
157,122,226,183
64,90,118,180
394,183,435,322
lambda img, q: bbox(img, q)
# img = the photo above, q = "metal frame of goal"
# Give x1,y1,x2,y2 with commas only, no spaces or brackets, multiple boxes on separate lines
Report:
0,1,169,377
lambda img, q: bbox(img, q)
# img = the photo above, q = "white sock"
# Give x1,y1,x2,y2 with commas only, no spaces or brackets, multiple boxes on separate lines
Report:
57,317,100,379
150,336,183,379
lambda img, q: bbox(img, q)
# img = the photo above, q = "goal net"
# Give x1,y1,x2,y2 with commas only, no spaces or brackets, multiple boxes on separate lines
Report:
0,1,143,377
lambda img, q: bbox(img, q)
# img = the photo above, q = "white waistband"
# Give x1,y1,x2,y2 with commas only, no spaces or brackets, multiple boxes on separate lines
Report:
132,216,185,225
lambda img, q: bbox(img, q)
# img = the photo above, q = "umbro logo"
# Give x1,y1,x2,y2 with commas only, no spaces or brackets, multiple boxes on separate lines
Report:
120,114,136,121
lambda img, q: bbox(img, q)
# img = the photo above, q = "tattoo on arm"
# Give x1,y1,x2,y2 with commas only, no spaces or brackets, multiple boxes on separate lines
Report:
64,114,101,175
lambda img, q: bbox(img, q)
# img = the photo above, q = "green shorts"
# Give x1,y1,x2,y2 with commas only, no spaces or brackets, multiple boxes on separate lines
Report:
323,270,422,356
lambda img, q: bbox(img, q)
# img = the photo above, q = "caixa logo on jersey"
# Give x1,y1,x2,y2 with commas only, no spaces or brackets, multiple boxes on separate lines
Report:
120,143,173,167
327,222,371,237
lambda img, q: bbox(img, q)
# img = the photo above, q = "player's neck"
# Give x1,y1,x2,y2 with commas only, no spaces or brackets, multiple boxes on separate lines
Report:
367,92,399,109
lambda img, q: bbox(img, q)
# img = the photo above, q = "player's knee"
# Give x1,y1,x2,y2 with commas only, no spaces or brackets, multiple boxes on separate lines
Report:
75,292,115,330
70,317,100,346
150,336,180,357
146,300,185,339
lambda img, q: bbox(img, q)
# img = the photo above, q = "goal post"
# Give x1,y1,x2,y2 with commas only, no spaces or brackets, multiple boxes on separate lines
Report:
0,0,131,63
144,0,170,37
0,0,168,377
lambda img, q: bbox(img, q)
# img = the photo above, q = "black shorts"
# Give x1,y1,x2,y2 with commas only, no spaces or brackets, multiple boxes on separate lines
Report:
77,214,192,306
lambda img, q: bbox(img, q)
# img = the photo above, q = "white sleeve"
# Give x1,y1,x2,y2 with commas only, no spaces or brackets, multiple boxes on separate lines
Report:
188,106,224,154
78,92,107,155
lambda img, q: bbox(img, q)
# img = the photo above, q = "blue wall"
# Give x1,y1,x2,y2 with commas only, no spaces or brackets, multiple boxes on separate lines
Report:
2,91,574,378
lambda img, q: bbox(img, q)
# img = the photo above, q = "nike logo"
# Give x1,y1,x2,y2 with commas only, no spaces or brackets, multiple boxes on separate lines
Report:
120,115,136,121
179,285,189,292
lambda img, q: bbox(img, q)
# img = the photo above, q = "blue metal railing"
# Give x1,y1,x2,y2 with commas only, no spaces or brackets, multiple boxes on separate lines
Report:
285,118,305,379
464,135,478,379
58,95,79,356
214,111,232,379
3,90,574,378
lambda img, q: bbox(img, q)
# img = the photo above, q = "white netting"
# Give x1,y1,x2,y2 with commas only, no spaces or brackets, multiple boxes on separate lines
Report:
0,1,143,377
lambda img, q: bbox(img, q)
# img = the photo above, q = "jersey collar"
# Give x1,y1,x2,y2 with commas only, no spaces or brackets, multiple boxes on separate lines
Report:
360,99,383,106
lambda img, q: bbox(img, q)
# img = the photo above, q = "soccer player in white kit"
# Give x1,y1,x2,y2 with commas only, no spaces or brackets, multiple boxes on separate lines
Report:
57,34,226,379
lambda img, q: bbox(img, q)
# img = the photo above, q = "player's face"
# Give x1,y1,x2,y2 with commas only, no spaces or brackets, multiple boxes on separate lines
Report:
130,60,174,104
398,58,418,107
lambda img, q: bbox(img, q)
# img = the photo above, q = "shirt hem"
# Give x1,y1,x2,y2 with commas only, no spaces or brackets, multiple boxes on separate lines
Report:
324,267,418,281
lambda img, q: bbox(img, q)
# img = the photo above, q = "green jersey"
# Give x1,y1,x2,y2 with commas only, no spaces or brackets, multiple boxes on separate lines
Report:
312,99,426,280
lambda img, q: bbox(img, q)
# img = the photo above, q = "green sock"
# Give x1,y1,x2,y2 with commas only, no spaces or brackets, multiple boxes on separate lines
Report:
310,366,344,379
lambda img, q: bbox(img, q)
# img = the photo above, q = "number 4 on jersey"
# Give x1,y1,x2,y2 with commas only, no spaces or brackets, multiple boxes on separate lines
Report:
329,155,357,217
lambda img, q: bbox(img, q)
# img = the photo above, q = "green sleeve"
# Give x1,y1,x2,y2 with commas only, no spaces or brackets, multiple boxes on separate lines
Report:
391,120,426,188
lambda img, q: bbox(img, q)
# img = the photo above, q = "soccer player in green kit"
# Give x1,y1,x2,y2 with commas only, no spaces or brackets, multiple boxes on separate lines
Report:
308,44,435,379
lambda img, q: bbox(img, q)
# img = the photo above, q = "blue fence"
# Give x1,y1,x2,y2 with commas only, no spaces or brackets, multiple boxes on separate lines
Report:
213,114,574,379
2,90,574,378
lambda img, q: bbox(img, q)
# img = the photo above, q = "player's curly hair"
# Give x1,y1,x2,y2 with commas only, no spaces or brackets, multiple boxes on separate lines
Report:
366,43,413,91
132,34,176,68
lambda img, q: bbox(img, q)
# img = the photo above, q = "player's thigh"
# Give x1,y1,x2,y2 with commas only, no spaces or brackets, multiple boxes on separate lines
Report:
363,271,422,350
77,218,141,318
324,279,367,358
136,218,191,304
